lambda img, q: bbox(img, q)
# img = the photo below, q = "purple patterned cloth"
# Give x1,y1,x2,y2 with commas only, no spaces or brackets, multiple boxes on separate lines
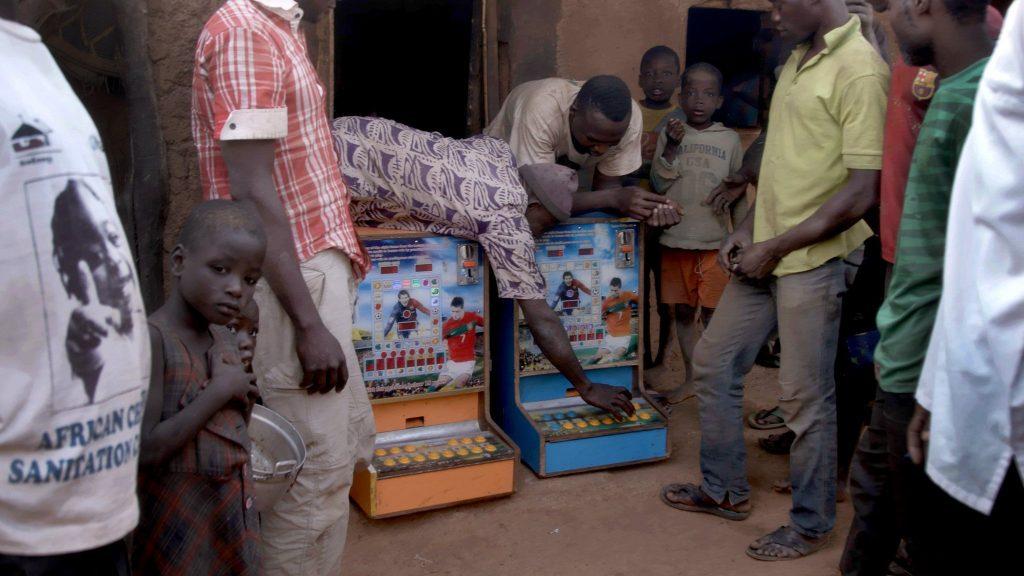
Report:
332,116,546,300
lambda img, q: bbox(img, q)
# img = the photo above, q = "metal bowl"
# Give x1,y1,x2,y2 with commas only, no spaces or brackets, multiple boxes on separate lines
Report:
249,404,306,513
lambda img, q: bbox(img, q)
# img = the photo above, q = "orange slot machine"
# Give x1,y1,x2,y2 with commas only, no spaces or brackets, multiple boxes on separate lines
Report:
350,228,517,518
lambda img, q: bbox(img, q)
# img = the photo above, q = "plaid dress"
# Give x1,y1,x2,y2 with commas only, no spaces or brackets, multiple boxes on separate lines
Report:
134,321,259,575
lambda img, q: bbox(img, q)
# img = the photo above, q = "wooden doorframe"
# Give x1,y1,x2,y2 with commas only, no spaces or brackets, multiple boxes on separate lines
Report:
467,0,502,134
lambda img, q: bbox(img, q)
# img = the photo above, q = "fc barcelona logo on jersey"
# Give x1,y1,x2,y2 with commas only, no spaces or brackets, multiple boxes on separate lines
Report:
912,69,938,101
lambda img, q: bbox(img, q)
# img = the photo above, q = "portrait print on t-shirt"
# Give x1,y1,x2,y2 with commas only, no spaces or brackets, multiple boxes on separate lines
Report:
26,174,145,411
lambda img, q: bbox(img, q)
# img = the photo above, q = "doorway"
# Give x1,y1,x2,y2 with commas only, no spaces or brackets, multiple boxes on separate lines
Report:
334,0,475,138
685,7,786,129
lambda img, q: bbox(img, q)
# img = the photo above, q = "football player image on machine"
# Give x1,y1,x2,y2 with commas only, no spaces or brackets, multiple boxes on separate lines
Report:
383,289,430,340
588,277,640,365
549,271,592,316
435,297,484,392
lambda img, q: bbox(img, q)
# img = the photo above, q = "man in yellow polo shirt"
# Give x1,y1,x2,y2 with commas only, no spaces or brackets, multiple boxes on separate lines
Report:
658,0,888,562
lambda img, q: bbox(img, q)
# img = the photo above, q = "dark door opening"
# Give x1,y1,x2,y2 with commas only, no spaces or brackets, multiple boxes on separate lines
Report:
685,7,787,129
334,0,474,138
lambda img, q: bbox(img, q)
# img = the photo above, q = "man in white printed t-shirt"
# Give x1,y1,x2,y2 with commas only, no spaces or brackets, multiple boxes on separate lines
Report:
485,75,644,192
0,3,149,573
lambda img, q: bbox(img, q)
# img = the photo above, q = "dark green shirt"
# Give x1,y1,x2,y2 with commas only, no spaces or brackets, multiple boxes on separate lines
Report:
875,57,989,394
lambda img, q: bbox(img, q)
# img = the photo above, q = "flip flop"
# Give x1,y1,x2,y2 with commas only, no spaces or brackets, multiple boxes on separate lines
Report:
660,483,750,521
746,526,830,562
747,406,786,430
758,429,795,455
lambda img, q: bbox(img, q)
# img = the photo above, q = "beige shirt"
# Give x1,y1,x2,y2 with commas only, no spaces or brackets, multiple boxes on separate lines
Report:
652,122,744,250
485,78,643,178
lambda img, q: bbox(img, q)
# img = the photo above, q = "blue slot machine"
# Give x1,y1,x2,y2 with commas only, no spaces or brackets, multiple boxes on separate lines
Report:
491,217,670,476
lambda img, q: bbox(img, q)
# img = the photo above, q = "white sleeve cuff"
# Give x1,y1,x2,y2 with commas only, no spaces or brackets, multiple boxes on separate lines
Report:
219,108,288,140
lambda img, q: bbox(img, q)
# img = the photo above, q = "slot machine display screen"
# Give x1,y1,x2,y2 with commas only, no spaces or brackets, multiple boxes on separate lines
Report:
354,236,486,400
518,221,641,374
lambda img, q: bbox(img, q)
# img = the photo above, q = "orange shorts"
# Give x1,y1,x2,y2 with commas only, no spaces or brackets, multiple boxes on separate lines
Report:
659,248,730,308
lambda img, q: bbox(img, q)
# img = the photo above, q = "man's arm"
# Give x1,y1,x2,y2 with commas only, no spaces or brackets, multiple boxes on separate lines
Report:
518,298,635,418
571,186,683,227
413,299,430,314
220,140,348,394
575,281,592,296
718,197,756,271
705,129,765,215
846,0,886,60
733,169,879,279
592,170,623,190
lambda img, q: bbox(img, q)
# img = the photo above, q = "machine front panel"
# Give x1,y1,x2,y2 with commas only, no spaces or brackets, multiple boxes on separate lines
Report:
517,221,641,374
355,236,485,401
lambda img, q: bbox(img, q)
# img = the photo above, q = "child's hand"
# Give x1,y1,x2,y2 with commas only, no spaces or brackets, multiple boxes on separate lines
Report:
665,118,686,145
705,173,749,215
210,349,259,409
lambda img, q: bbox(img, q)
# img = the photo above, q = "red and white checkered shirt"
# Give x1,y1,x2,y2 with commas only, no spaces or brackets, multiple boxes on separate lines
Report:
191,0,368,273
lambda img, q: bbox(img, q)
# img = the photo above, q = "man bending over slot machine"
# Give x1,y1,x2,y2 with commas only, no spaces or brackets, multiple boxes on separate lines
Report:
332,116,683,418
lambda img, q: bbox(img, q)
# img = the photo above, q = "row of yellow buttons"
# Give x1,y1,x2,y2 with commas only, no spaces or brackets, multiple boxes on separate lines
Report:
373,436,497,467
556,411,653,430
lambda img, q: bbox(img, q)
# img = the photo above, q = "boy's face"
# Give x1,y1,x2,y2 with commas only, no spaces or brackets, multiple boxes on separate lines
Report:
451,305,464,321
398,292,410,306
563,273,574,285
228,301,259,371
771,0,819,45
609,283,621,298
680,70,724,127
891,0,935,67
639,54,680,104
173,228,264,326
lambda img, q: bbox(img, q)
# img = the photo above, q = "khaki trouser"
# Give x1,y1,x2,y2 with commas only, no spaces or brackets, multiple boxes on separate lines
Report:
253,249,376,576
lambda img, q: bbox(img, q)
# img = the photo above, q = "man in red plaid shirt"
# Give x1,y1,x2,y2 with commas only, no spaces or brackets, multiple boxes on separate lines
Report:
191,1,374,574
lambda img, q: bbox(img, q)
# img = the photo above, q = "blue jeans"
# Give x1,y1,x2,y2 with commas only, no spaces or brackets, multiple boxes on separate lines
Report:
693,259,845,538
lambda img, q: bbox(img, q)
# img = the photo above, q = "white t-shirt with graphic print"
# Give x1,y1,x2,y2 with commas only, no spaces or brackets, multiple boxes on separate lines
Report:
0,18,149,556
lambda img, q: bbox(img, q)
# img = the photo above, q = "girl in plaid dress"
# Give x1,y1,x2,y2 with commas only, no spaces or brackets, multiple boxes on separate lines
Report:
134,202,265,575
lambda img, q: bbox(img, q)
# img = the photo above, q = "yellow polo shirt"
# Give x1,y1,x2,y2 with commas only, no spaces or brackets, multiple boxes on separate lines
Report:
755,16,889,276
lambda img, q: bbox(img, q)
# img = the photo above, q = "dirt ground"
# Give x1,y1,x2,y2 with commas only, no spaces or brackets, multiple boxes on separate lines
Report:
343,345,850,576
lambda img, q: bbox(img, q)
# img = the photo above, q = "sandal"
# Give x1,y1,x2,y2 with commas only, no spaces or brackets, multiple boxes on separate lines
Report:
758,429,795,455
747,406,786,430
660,483,750,521
746,525,830,562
